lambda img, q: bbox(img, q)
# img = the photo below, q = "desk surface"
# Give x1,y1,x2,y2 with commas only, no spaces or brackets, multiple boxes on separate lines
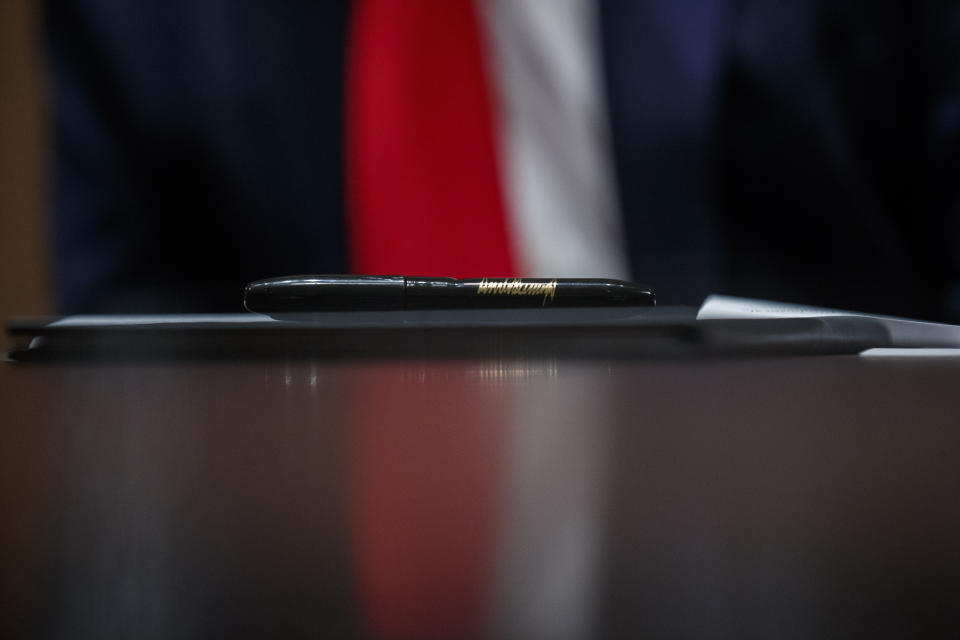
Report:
3,355,960,638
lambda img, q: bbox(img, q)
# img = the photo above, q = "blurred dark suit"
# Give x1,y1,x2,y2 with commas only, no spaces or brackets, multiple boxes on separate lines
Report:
47,0,960,319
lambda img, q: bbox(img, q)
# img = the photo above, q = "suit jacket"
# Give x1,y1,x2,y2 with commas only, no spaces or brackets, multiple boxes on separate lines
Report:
47,0,960,319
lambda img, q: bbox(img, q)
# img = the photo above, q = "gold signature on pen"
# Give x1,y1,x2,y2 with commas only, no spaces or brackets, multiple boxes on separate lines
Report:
477,278,558,305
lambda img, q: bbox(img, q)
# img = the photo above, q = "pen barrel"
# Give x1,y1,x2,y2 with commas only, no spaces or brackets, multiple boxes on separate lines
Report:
245,275,656,313
245,275,406,312
404,277,654,309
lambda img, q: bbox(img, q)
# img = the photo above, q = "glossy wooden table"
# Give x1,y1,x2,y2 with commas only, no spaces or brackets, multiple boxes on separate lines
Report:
3,355,960,638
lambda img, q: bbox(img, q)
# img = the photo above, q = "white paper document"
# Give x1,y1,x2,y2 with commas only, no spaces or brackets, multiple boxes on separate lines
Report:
698,295,960,349
860,348,960,357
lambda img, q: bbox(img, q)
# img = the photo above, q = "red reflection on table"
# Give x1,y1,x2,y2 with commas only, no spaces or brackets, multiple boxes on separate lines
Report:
350,365,508,639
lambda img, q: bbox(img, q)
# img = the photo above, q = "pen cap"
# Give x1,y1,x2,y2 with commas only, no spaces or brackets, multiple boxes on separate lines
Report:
244,275,406,312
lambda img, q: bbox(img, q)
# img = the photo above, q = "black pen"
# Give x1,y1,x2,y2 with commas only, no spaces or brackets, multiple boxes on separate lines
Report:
244,275,655,312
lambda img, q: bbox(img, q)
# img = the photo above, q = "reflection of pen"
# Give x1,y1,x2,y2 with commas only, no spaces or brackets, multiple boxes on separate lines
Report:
244,275,655,312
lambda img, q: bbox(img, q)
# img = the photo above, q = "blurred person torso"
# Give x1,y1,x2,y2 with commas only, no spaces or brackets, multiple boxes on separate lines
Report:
46,0,960,320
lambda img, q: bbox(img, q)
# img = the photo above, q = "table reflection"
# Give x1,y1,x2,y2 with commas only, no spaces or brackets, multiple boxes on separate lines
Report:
3,356,960,638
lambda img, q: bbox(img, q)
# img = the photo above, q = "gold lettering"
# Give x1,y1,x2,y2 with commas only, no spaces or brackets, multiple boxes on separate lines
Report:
476,278,558,305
